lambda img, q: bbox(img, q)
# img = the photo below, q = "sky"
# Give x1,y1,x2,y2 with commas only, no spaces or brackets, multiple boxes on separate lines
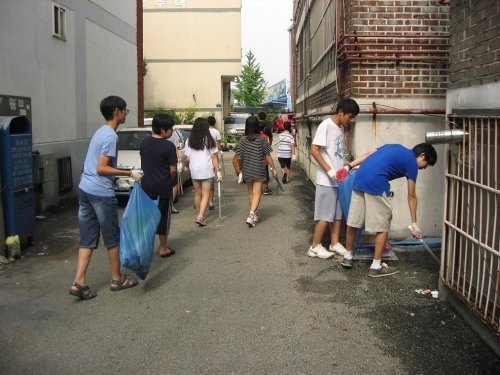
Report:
241,0,293,88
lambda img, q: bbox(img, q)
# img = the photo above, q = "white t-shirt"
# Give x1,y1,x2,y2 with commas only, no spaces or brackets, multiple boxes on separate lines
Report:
184,139,218,180
312,117,345,187
209,127,221,145
278,131,294,158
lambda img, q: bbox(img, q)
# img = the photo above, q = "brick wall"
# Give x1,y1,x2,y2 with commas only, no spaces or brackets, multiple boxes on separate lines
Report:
339,0,450,98
448,0,500,89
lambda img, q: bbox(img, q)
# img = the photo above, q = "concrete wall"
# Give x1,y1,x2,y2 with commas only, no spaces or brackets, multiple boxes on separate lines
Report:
0,0,138,207
143,0,241,130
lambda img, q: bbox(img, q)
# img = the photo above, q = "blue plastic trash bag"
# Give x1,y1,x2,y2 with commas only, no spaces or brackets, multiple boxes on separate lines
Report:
119,183,160,280
338,169,357,217
338,169,364,249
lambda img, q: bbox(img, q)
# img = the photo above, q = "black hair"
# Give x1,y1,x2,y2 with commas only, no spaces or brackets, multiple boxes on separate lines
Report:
284,122,291,131
259,122,266,132
412,143,438,166
258,112,266,121
188,117,217,150
152,114,175,135
100,96,127,121
245,116,260,141
334,98,360,117
207,116,216,126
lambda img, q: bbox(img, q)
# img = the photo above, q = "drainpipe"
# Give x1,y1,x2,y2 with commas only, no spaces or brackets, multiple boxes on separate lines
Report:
301,107,445,118
372,102,377,149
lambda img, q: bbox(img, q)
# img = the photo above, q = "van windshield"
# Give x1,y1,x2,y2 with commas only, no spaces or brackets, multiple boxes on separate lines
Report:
117,131,152,150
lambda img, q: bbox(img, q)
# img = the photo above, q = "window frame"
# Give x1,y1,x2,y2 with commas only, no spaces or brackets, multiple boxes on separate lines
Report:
52,2,66,40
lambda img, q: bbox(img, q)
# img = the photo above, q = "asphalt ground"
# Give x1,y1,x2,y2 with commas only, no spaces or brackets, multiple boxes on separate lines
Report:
0,149,499,375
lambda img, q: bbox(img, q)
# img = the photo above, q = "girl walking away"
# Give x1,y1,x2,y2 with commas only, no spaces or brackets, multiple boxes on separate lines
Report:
185,117,222,226
233,116,278,227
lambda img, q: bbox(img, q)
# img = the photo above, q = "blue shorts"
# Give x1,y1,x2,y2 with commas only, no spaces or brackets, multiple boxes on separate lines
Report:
78,188,120,249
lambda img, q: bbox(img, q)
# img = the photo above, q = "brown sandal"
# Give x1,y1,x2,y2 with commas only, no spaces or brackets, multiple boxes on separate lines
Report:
69,281,97,300
110,275,138,291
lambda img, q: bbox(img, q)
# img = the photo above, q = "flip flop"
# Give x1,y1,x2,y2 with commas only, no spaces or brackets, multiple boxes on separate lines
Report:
160,248,176,258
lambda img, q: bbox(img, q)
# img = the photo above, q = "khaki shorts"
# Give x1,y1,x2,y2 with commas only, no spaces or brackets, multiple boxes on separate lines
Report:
346,190,392,232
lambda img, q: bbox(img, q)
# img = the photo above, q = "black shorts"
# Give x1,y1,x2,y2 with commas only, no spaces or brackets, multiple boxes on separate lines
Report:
278,157,291,169
156,197,172,235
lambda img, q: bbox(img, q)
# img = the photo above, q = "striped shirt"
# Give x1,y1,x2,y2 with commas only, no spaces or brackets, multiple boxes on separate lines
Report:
235,135,273,181
278,132,294,158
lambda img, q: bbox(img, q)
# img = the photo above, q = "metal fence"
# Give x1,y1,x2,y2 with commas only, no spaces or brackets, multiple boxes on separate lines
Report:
442,114,500,336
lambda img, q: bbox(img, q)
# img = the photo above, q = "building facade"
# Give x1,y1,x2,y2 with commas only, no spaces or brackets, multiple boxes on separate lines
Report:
142,0,242,128
291,0,450,238
0,0,141,208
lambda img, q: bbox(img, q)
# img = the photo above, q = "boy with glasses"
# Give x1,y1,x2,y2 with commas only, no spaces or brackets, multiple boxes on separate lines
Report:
69,96,142,300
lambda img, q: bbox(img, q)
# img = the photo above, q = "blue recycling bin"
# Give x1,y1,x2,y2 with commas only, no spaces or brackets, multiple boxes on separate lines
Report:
0,115,35,243
339,169,394,260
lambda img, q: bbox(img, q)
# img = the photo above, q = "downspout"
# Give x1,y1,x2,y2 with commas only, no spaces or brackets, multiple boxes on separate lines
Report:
372,102,377,149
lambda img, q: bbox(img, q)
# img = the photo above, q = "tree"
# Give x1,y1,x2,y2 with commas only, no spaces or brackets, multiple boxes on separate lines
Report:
232,50,267,106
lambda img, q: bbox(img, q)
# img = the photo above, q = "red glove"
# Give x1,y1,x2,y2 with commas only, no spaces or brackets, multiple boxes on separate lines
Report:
335,166,349,183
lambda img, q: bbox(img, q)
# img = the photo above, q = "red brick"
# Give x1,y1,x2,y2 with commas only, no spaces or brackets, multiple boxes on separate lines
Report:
378,88,396,94
413,89,430,94
405,82,422,88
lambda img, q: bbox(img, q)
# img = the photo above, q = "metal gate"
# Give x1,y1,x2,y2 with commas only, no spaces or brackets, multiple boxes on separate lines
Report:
442,113,500,336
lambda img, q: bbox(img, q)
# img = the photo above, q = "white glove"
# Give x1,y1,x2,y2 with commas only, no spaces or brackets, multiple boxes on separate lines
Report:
216,171,223,182
219,151,224,158
238,172,243,184
130,169,143,182
409,223,422,239
327,168,336,179
292,154,297,161
177,162,183,173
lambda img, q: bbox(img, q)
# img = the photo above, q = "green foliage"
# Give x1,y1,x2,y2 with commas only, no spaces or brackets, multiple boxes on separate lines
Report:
221,130,237,149
143,58,148,77
144,107,180,124
201,111,216,119
232,50,267,106
178,105,198,124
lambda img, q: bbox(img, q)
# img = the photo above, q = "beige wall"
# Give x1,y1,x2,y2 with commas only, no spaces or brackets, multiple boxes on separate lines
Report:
143,0,241,128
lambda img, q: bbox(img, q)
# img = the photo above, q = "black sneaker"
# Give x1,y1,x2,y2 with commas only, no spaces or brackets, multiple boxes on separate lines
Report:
341,257,353,268
208,203,215,210
263,188,273,195
171,207,180,214
368,263,398,278
282,173,287,183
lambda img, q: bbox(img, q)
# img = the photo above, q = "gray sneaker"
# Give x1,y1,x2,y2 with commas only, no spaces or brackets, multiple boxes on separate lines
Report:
341,257,353,268
368,263,398,278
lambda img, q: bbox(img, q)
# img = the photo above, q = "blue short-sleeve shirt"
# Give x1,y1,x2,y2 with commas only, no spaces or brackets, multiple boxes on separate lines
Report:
353,144,418,196
79,125,118,197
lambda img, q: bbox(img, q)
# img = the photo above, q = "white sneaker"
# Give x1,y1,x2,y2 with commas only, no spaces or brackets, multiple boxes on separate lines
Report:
307,244,334,259
329,242,347,255
246,215,255,227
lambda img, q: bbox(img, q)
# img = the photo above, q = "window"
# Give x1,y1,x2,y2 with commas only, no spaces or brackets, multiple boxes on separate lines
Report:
52,3,66,40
